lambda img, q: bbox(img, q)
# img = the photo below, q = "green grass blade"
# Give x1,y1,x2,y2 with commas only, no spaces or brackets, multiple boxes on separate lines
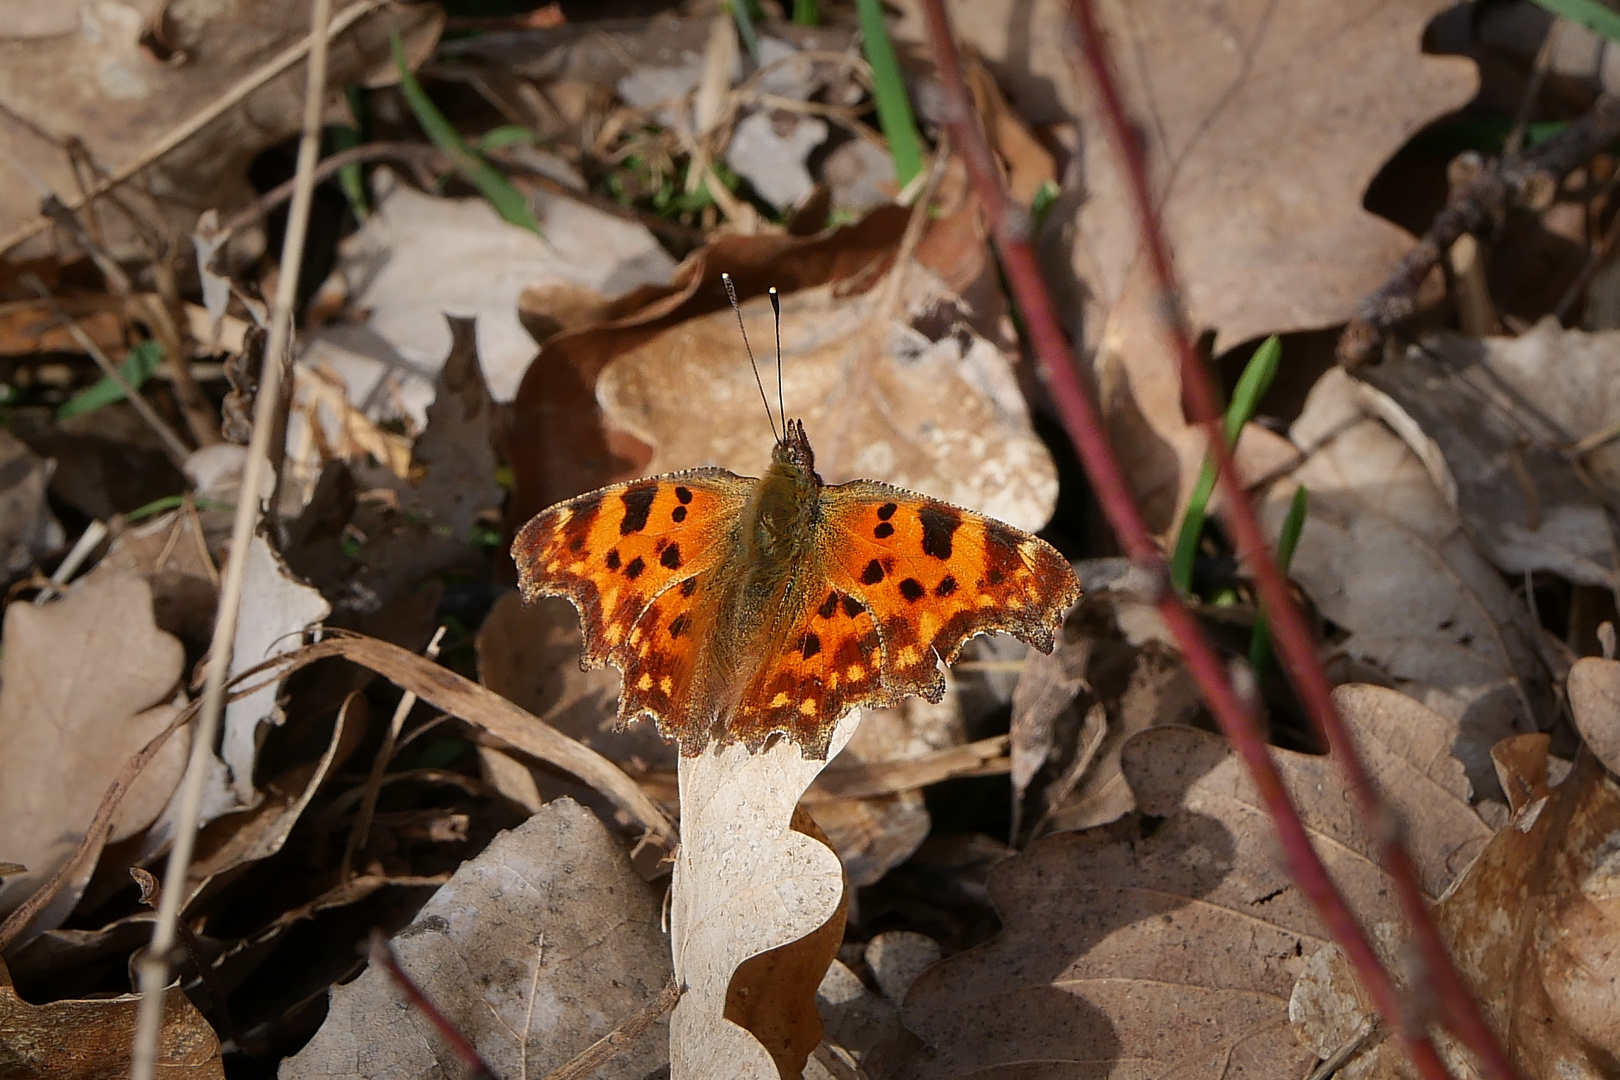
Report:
728,0,763,63
1247,485,1309,680
58,340,164,420
1170,336,1283,593
391,34,540,234
793,0,820,26
855,0,924,189
1531,0,1620,43
475,126,542,154
336,86,371,218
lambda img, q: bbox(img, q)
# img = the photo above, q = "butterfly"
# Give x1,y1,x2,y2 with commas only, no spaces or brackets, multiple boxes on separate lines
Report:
511,289,1081,759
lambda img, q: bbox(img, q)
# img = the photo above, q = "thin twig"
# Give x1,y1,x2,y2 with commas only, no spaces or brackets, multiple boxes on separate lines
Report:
129,0,336,1076
1340,93,1620,366
21,274,192,467
343,625,447,878
918,3,1509,1079
0,0,388,258
32,519,108,605
1058,3,1522,1078
1306,1015,1381,1080
537,976,682,1080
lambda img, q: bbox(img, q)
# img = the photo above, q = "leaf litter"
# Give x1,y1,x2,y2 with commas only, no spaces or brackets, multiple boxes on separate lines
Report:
4,3,1620,1078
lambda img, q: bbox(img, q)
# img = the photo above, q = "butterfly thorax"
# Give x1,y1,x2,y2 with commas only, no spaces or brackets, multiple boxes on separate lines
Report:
746,420,823,567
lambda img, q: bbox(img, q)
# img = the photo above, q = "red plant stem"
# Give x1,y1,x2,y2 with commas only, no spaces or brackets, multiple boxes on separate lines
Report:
1060,4,1520,1078
917,3,1515,1078
369,932,496,1080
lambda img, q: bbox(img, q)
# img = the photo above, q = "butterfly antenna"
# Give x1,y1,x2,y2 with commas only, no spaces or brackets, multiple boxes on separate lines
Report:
769,286,784,431
723,272,779,444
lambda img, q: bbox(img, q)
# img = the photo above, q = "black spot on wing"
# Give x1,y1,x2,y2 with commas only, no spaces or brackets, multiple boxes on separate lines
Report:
936,575,957,597
660,543,682,569
620,485,657,535
679,576,699,598
624,556,646,579
675,486,693,504
605,549,621,571
841,595,863,619
873,521,895,539
899,578,925,602
672,505,688,522
818,591,840,619
669,612,690,638
861,559,885,585
919,503,962,560
877,502,897,520
801,632,821,659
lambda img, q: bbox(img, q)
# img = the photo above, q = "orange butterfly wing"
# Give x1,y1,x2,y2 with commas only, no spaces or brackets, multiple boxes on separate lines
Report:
729,481,1080,754
512,470,751,748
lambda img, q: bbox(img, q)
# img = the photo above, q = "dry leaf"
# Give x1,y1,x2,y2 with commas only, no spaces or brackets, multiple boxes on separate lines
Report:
0,0,442,260
85,508,218,644
1038,635,1201,835
900,0,1475,526
1359,321,1620,589
0,574,185,930
476,592,657,764
1567,657,1620,778
184,693,356,904
671,712,860,1078
1008,632,1089,819
814,955,922,1079
282,797,671,1080
299,167,675,425
0,957,222,1079
1291,742,1620,1078
0,429,62,582
811,693,966,888
220,532,330,808
505,204,920,523
903,686,1491,1078
1260,368,1546,798
597,271,1058,533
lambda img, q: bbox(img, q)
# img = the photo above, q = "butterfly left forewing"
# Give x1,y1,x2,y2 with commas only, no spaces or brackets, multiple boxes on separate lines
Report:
816,481,1081,701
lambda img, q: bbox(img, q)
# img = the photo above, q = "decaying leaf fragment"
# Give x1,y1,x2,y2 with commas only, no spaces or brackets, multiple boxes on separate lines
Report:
0,430,62,583
0,957,223,1079
1567,656,1620,778
1358,321,1620,590
0,574,186,930
283,798,671,1080
1260,368,1546,799
1291,738,1620,1079
976,0,1479,528
596,272,1058,534
219,532,330,808
671,713,860,1079
904,686,1492,1079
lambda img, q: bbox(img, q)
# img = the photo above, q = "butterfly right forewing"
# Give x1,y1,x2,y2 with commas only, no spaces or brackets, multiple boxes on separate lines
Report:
513,469,750,670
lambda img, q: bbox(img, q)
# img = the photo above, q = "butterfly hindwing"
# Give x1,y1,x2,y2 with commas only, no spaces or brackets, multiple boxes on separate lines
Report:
513,469,749,669
729,584,887,756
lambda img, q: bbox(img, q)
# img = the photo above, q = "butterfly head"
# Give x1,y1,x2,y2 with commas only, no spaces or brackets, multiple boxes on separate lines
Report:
773,418,820,484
